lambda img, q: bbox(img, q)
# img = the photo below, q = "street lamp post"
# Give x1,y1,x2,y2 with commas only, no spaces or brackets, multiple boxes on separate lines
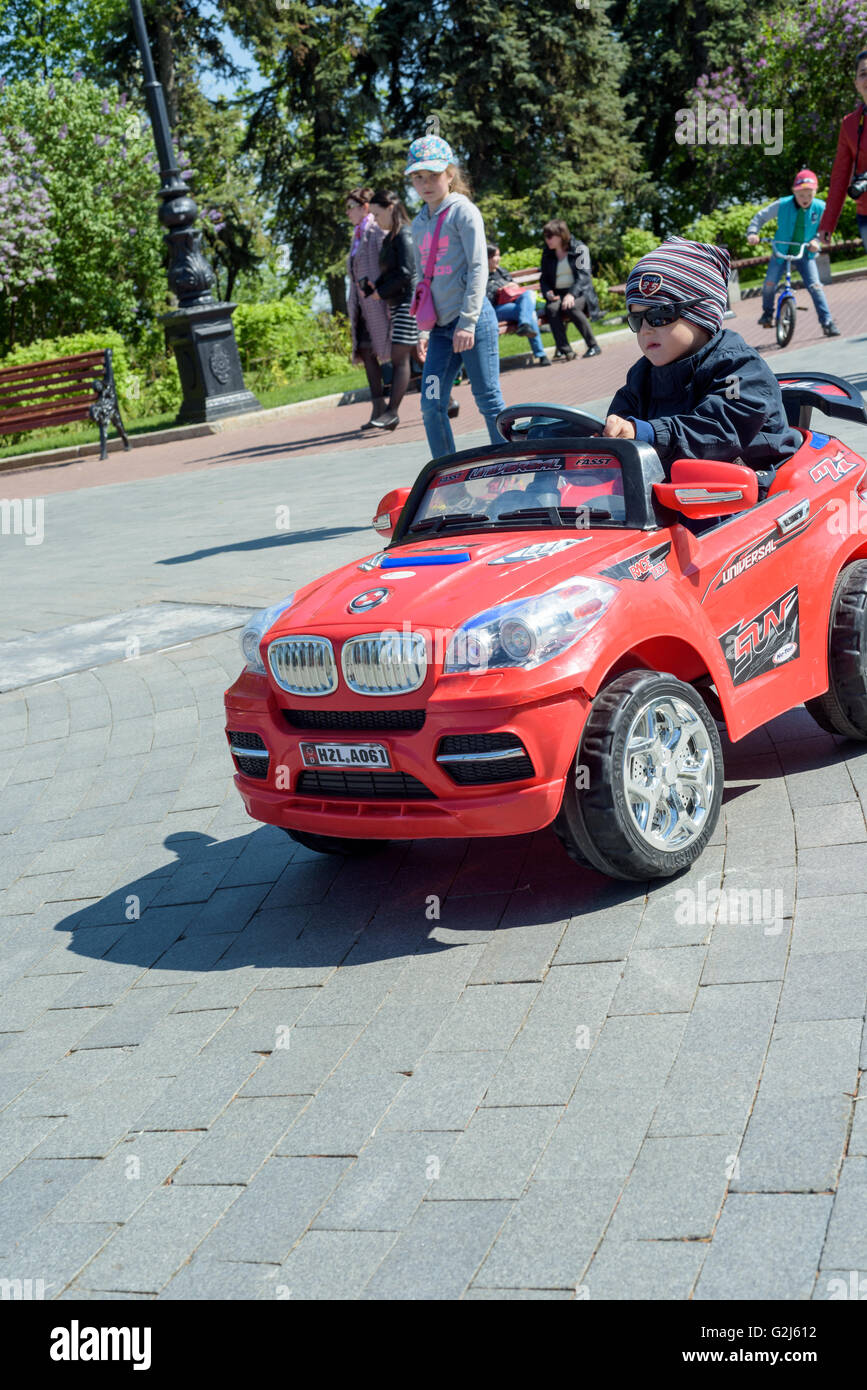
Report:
128,0,260,424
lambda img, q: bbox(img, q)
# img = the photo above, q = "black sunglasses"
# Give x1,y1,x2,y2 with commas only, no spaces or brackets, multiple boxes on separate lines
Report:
626,297,708,332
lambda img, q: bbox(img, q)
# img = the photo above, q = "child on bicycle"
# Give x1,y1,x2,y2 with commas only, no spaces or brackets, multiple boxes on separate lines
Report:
603,236,801,473
746,169,840,336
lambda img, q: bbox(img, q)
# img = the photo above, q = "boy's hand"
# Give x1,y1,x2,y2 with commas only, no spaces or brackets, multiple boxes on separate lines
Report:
603,414,636,440
807,238,820,254
746,234,759,246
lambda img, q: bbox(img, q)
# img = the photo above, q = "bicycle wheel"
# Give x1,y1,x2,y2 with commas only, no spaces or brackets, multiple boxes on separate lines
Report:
776,297,796,347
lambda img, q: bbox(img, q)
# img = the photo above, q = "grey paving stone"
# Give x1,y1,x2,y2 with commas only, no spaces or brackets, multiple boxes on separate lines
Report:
291,958,412,1029
378,1050,505,1133
649,982,781,1137
8,1046,130,1120
361,1198,513,1300
276,1070,408,1156
73,983,193,1049
334,999,449,1076
467,913,567,985
463,1287,574,1299
732,1096,850,1193
81,1183,244,1293
797,844,867,897
473,1177,621,1289
608,946,705,1015
200,987,319,1058
4,1221,118,1299
694,1194,832,1300
157,1258,285,1300
701,918,792,985
583,1239,706,1300
537,1013,686,1181
29,1069,176,1160
429,1105,562,1201
0,970,86,1029
239,1024,361,1097
795,803,867,847
427,982,541,1052
0,1159,98,1257
605,1136,737,1239
777,950,867,1022
196,1156,352,1263
183,883,271,938
0,1006,109,1074
50,1131,203,1223
850,1093,867,1156
314,1130,460,1230
277,1230,399,1300
170,966,261,1014
115,1007,233,1080
821,1157,867,1267
554,890,645,963
748,1018,861,1102
172,1097,306,1185
632,854,725,949
0,1115,63,1180
135,1049,263,1132
482,962,621,1107
385,940,487,1004
790,896,867,955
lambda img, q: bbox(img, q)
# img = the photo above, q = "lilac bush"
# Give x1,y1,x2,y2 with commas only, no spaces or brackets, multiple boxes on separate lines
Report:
0,127,58,338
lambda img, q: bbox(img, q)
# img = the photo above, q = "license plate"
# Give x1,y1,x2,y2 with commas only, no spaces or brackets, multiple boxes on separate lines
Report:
300,741,392,770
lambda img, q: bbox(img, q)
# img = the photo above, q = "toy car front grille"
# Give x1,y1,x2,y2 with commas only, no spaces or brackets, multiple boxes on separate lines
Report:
341,632,427,696
296,770,435,799
227,730,269,780
284,708,426,732
268,637,338,696
436,733,535,785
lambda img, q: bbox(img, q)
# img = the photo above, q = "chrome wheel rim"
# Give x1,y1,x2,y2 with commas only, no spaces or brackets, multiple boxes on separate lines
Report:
622,695,715,851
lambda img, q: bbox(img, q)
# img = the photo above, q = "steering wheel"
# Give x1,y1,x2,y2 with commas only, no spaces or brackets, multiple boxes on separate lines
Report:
496,403,606,443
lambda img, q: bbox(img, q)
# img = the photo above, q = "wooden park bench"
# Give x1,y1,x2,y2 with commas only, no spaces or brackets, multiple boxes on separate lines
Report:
495,267,625,337
0,348,130,459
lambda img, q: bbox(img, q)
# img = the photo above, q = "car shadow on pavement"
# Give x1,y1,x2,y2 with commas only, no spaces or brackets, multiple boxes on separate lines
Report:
157,525,370,565
54,826,654,976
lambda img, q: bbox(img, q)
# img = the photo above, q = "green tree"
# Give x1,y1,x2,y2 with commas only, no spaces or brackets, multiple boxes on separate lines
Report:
0,74,167,350
0,0,122,81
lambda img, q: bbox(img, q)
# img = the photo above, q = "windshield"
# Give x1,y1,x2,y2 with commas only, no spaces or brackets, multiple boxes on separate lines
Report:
409,453,627,534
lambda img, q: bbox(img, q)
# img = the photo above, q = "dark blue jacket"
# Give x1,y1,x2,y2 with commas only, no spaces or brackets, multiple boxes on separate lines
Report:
608,328,801,472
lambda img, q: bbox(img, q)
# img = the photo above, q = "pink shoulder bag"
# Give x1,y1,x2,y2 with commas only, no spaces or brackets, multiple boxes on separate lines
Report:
410,207,449,331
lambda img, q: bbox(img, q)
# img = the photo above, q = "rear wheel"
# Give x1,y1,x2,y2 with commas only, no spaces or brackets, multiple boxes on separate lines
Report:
806,561,867,739
553,671,724,880
776,296,796,347
285,829,386,857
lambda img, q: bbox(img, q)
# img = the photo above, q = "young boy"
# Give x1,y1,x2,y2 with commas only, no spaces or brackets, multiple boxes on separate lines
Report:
603,236,801,473
746,169,840,336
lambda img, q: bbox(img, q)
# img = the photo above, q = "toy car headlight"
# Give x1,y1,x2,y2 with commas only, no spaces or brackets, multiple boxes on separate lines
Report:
239,593,296,674
444,578,617,674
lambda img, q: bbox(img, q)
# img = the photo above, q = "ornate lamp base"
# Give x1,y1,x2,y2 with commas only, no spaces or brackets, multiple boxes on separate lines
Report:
162,301,262,425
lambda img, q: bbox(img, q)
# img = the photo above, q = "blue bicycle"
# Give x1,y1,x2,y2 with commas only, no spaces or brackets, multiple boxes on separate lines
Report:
758,239,813,348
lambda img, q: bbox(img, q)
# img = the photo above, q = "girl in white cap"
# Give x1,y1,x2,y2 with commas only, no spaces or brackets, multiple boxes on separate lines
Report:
405,135,505,457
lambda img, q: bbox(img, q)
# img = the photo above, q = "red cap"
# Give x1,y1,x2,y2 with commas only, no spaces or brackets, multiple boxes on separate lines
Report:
792,169,818,189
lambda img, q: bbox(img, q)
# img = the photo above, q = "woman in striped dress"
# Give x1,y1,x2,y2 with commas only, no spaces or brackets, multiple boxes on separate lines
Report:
367,190,419,430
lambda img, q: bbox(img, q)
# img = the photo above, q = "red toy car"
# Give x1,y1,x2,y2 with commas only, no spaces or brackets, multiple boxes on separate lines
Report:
224,372,867,880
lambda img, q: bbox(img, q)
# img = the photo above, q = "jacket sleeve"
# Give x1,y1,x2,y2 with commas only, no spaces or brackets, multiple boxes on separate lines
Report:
648,348,783,465
374,228,414,301
452,201,489,333
746,200,780,238
607,364,645,421
538,250,555,298
819,115,856,236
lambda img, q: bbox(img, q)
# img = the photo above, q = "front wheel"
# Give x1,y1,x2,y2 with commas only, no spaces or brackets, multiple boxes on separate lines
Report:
284,829,386,857
776,296,796,347
553,671,724,880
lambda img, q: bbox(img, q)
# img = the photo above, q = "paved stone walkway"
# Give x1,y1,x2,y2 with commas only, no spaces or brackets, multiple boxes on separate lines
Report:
0,326,865,1300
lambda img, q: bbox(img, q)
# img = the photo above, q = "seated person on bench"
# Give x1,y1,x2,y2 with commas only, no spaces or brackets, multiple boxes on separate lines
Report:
602,237,801,482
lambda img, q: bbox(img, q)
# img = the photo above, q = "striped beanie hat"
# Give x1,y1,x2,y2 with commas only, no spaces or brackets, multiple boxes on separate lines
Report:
625,236,731,336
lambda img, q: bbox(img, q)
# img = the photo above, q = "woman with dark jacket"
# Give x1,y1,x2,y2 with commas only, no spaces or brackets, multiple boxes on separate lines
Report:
367,190,418,430
345,187,392,428
539,220,601,360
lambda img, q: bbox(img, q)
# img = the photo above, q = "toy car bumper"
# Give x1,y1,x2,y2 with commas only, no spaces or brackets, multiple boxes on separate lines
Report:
224,675,588,840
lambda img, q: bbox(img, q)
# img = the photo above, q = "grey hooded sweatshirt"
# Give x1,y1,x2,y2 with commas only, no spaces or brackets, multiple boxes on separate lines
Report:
410,193,488,333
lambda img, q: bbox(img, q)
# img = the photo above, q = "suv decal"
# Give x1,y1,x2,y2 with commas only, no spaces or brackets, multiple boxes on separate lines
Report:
719,586,799,685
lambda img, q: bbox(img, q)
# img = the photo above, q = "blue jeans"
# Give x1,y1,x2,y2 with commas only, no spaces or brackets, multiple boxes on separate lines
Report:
494,291,546,357
421,297,505,458
858,214,867,254
761,253,831,325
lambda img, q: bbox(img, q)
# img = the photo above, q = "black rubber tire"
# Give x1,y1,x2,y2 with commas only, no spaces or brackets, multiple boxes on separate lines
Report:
553,670,724,881
805,561,867,739
776,297,796,347
284,828,386,856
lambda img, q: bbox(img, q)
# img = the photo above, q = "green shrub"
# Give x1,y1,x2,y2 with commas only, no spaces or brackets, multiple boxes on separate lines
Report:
233,298,352,390
498,245,542,272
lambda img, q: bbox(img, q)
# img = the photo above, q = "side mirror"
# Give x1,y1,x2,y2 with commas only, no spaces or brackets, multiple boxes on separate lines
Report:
372,487,411,540
653,459,758,519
